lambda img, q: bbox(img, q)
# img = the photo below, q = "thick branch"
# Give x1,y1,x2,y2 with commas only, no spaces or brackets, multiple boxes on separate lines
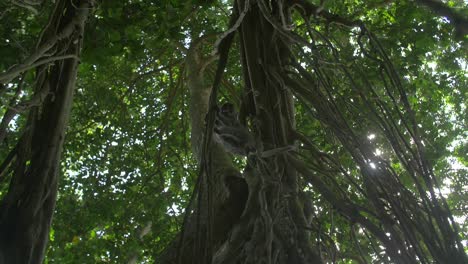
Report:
414,0,468,37
289,0,362,27
0,3,89,84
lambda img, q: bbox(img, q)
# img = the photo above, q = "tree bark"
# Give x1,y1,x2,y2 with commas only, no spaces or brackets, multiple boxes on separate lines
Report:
158,32,248,263
0,1,92,263
161,1,323,263
160,0,467,263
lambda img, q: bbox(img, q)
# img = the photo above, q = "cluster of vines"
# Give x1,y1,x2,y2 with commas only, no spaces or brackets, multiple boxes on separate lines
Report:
278,0,465,263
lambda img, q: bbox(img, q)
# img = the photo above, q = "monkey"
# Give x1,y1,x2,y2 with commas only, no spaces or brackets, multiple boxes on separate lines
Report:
213,103,296,157
215,103,238,127
214,103,256,156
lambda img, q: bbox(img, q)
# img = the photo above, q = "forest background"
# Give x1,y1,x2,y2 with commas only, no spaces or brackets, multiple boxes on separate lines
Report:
0,0,466,263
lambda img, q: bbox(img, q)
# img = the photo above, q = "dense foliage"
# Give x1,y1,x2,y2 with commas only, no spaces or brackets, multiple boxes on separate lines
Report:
0,0,466,263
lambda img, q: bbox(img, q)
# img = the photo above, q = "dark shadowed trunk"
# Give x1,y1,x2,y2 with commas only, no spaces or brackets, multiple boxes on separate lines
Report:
161,1,323,263
0,1,92,263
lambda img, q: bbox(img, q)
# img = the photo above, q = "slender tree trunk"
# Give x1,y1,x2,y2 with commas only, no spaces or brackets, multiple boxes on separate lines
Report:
0,1,92,263
158,33,249,263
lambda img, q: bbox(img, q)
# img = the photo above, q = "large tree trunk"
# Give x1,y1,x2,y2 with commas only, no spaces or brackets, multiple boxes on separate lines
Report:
212,1,323,263
0,1,92,263
160,0,467,263
160,1,322,263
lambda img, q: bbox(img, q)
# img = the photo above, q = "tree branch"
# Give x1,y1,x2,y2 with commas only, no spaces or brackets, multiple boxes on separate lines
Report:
414,0,468,37
0,54,79,84
0,1,90,84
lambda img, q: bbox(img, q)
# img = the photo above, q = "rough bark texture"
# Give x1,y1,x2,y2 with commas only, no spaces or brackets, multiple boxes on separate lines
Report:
211,1,322,263
161,0,467,263
0,1,91,263
187,35,249,259
159,33,248,263
161,1,322,263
